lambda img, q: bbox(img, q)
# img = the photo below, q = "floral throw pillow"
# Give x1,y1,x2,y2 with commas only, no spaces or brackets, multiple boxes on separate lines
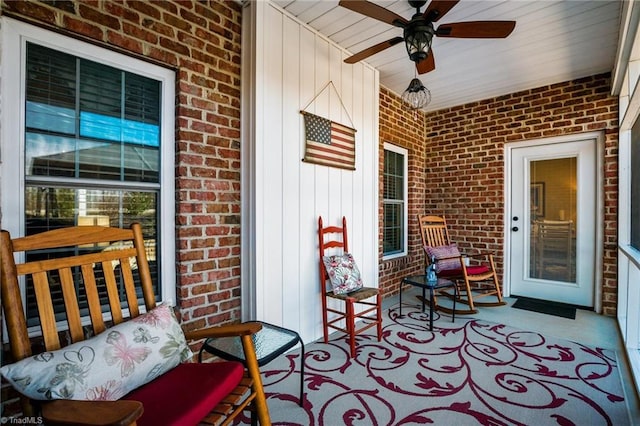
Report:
0,303,192,401
424,244,463,273
323,253,364,295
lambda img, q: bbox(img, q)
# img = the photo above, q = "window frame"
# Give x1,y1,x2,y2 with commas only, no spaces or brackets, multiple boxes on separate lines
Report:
382,142,408,260
631,117,640,249
0,18,177,318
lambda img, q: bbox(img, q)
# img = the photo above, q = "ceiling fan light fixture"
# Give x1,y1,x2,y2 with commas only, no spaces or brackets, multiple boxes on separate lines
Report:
404,21,434,62
402,77,431,110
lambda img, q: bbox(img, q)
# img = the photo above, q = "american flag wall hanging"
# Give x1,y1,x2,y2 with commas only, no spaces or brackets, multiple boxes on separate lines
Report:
300,81,357,171
301,111,356,170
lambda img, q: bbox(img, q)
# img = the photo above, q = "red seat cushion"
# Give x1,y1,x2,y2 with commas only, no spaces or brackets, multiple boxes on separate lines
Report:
125,361,244,426
437,264,490,277
467,264,490,275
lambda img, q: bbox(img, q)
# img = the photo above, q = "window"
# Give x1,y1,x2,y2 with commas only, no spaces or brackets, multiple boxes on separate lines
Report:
631,117,640,249
383,143,408,258
1,18,176,327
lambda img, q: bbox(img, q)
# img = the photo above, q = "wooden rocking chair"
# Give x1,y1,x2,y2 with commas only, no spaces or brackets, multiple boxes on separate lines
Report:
318,216,382,358
417,215,505,314
0,223,270,425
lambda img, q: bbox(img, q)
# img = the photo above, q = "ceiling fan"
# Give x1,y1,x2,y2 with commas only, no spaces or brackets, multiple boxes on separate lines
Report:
339,0,516,74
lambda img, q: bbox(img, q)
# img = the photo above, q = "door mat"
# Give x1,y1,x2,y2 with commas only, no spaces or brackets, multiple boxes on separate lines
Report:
511,297,577,319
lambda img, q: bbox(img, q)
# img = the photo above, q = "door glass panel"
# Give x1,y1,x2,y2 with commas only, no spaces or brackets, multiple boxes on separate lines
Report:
529,158,576,282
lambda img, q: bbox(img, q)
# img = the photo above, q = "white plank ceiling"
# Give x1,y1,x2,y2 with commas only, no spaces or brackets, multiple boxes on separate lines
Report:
271,0,622,112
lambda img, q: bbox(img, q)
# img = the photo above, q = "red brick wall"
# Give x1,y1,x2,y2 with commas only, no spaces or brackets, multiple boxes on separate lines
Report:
1,0,244,331
378,74,619,315
378,88,429,296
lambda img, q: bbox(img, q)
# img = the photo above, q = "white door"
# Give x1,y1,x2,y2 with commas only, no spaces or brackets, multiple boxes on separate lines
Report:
509,136,597,306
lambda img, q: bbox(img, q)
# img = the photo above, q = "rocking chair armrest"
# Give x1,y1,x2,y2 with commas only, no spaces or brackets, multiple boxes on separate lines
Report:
183,322,262,341
42,400,144,426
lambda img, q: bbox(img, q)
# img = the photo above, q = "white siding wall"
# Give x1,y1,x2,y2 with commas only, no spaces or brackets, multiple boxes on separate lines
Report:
241,1,380,343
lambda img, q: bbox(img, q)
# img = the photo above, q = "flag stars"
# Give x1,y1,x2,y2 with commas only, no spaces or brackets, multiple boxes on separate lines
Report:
305,114,331,144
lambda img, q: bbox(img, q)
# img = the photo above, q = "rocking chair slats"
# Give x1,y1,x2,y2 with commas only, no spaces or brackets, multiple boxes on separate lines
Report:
32,271,60,350
102,260,125,325
59,266,85,342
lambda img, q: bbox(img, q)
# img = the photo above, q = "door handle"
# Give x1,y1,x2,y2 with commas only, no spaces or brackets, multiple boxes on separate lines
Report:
512,226,519,232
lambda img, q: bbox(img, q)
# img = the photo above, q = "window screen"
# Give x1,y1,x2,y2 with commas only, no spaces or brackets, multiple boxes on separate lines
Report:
631,117,640,249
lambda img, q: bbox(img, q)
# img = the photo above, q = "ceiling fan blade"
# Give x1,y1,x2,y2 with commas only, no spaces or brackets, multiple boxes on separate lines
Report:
338,0,408,27
416,52,435,74
423,0,460,23
344,36,405,64
436,21,516,38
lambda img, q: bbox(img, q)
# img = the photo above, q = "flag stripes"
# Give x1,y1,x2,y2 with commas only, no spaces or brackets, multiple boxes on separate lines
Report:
302,112,356,170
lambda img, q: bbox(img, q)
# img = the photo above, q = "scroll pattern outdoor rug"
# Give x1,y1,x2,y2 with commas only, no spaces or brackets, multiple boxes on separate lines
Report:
235,306,631,425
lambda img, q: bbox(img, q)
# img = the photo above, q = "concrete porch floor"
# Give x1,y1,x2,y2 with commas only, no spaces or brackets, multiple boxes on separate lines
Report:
388,287,640,423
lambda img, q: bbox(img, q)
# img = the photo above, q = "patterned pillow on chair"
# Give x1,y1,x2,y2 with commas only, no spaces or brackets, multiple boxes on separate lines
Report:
322,253,364,295
424,244,463,273
0,304,192,401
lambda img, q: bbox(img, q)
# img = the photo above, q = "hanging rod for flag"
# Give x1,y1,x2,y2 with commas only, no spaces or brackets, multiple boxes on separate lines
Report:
300,81,356,130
